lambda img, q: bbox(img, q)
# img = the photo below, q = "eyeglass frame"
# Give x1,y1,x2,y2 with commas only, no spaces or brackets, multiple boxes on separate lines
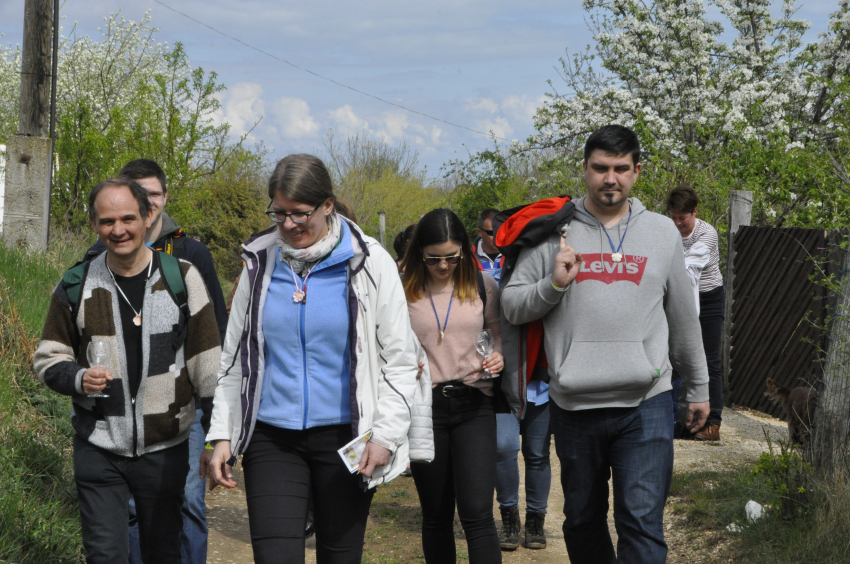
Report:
423,253,463,266
479,228,494,236
266,202,322,224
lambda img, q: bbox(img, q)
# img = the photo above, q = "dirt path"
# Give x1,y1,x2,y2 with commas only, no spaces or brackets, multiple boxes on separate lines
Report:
206,407,788,563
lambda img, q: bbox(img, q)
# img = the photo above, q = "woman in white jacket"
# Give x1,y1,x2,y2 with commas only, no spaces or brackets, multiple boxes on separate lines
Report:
204,154,418,564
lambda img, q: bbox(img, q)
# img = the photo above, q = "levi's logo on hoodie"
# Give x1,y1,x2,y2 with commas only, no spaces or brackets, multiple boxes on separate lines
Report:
575,254,647,285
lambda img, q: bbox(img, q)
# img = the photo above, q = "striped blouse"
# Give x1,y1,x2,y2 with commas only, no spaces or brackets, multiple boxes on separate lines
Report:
682,219,723,292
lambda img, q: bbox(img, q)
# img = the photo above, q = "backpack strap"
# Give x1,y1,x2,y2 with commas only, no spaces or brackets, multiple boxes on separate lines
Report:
62,260,91,321
477,270,487,310
158,252,190,320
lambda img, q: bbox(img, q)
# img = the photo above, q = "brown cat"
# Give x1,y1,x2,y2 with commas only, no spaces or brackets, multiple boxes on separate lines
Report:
764,378,818,446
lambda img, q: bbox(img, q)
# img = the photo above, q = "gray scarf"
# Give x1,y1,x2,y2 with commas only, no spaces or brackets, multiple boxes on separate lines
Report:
277,214,342,277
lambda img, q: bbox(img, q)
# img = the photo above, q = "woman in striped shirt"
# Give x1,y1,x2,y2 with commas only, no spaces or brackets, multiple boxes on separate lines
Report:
668,185,725,441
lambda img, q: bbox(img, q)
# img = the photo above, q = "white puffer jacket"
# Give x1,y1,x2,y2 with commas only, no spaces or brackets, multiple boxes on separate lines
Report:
409,338,434,463
207,218,420,488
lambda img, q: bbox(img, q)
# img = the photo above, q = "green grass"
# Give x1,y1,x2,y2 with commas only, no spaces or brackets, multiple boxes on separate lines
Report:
0,234,92,563
670,459,850,563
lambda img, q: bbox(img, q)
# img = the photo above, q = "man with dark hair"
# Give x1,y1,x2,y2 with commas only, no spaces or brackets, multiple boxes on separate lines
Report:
475,208,502,282
667,185,725,441
502,124,709,563
82,159,227,564
34,178,220,563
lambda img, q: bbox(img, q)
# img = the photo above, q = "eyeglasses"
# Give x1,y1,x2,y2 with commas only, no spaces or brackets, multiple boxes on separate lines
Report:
480,229,494,236
423,254,462,266
266,203,321,224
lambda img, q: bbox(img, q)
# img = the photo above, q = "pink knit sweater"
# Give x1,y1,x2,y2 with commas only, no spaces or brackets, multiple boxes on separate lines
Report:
407,274,502,394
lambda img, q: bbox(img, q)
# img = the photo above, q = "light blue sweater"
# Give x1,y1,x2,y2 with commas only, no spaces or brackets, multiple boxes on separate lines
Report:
257,222,354,429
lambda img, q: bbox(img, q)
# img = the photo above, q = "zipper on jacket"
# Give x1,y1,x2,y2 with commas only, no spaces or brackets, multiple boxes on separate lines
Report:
300,293,309,429
131,395,138,457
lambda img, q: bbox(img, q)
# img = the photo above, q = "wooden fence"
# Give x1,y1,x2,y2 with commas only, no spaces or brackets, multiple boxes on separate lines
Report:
728,227,839,418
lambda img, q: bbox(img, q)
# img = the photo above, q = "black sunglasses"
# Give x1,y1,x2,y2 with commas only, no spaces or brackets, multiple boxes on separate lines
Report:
480,229,494,236
423,254,462,266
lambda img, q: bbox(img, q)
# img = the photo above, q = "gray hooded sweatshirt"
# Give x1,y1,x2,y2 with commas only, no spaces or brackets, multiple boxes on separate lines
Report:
501,196,709,411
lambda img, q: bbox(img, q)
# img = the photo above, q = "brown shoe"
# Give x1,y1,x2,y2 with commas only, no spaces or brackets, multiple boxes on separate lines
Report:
694,423,720,441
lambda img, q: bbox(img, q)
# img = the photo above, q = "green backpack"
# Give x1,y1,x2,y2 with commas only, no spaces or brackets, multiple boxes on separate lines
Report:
63,251,189,321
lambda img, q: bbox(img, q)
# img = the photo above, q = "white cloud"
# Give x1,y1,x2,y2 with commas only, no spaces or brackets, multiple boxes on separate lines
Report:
214,82,266,138
430,125,442,144
466,97,499,114
480,116,513,139
271,97,321,139
380,111,410,139
330,104,370,131
501,94,545,124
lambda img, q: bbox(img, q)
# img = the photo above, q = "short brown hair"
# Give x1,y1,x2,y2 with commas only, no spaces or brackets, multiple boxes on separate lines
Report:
89,177,151,221
667,185,699,213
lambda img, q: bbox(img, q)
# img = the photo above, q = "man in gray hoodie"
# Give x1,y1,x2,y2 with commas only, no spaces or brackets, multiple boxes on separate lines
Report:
502,125,709,563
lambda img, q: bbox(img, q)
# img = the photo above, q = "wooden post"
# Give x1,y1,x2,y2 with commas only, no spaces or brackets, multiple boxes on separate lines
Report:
18,0,53,137
810,239,850,476
378,211,386,249
721,191,753,397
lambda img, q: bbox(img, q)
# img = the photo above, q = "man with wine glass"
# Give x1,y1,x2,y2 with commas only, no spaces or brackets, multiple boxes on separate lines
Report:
33,177,220,564
81,159,228,564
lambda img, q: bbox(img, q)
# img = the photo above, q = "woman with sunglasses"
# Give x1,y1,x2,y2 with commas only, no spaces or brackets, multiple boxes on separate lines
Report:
402,208,504,564
205,154,418,564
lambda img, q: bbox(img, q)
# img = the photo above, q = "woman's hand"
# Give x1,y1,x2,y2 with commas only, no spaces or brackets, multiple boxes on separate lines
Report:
483,352,504,374
358,442,391,478
207,440,237,491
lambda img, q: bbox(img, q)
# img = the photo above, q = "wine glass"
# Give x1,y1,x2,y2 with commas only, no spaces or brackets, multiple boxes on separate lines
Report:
475,329,498,379
86,340,110,398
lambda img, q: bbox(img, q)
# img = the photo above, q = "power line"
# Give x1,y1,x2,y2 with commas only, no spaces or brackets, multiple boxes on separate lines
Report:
152,0,509,142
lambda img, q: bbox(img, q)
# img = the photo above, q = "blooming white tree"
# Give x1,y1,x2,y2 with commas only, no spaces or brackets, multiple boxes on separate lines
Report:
529,0,850,226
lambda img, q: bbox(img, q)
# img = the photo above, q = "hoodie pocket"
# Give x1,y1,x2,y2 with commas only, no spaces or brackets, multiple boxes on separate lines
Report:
557,340,658,395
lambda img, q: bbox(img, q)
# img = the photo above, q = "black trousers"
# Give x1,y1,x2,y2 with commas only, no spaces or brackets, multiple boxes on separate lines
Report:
699,286,725,424
242,422,375,564
410,386,501,564
73,435,188,564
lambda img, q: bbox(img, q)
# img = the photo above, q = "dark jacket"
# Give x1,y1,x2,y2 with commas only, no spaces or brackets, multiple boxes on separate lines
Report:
83,212,228,343
493,196,574,419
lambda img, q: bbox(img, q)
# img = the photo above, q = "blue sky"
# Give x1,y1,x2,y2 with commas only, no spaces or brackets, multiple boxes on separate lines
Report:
0,0,841,174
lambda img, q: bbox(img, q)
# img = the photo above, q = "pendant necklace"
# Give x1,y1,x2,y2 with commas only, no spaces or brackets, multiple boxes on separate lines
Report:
107,256,153,327
287,260,322,304
427,282,455,341
602,205,632,262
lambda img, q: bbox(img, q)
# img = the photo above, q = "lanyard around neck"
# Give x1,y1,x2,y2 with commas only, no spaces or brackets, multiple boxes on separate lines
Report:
287,259,322,304
601,205,632,258
427,282,455,341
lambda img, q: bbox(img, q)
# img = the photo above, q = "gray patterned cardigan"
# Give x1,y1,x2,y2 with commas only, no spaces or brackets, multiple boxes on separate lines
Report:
33,253,221,457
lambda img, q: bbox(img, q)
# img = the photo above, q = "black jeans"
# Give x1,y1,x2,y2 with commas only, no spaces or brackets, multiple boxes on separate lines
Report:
410,386,501,564
73,435,188,564
671,286,725,430
699,286,725,424
241,422,375,564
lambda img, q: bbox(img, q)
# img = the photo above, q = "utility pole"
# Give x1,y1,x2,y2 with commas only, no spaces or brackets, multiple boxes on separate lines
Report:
2,0,55,252
721,190,753,398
